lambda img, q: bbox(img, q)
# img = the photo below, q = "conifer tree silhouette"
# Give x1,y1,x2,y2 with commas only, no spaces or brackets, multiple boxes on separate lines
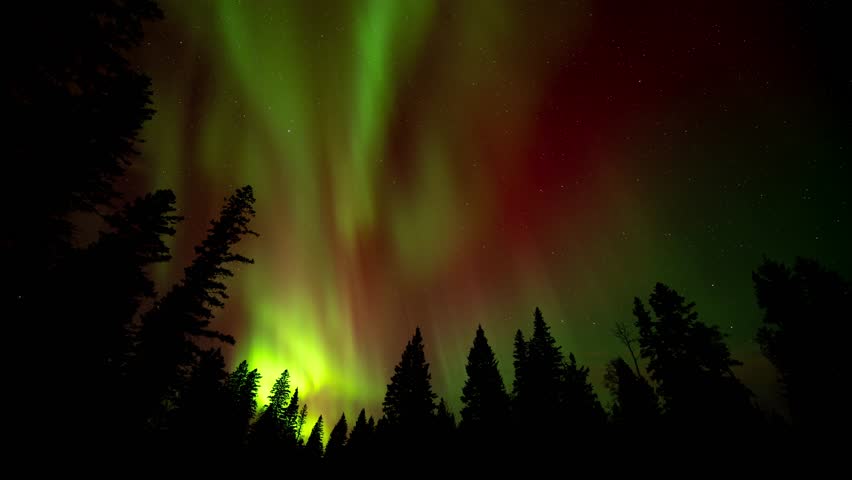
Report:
347,408,373,460
61,190,182,440
634,283,755,429
283,388,303,441
528,308,565,402
461,325,510,433
8,8,165,422
131,186,258,428
382,327,438,428
325,413,348,464
224,360,261,447
296,404,309,444
305,416,325,459
558,352,607,429
381,327,438,460
6,0,162,265
251,370,291,447
753,257,850,429
62,190,182,380
513,308,565,423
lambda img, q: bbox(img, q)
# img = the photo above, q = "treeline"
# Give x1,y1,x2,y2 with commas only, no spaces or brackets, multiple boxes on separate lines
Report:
202,257,843,467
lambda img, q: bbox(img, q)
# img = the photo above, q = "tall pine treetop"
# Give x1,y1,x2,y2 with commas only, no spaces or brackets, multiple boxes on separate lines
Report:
305,415,325,458
514,308,569,421
325,413,348,462
461,325,509,427
226,360,260,422
530,307,563,366
528,307,564,386
634,282,754,426
267,370,291,420
382,327,437,427
283,388,302,437
347,408,372,453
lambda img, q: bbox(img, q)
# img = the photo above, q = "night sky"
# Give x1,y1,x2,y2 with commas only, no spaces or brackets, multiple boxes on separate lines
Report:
129,0,850,424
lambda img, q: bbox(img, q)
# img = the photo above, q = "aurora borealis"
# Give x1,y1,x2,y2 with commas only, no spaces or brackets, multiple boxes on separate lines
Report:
130,0,849,424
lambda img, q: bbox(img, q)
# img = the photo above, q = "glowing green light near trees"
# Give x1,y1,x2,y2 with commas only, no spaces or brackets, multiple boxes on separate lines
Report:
135,0,850,423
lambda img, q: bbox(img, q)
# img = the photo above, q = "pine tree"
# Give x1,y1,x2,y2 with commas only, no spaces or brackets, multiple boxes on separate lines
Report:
7,0,163,446
305,416,325,459
382,327,438,428
269,370,292,422
296,404,309,444
347,408,373,459
224,360,260,446
558,352,607,429
83,190,182,373
529,307,564,395
251,370,291,446
132,186,258,425
325,413,348,463
634,283,754,428
753,257,850,429
514,308,565,417
64,190,181,439
6,0,163,264
283,388,302,440
461,325,510,431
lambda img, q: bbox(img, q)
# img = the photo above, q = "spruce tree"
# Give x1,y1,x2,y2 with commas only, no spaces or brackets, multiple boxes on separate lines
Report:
529,307,565,397
305,416,325,459
325,413,348,463
634,283,754,428
382,327,437,428
7,0,163,264
224,360,260,446
132,186,258,425
66,190,181,438
461,325,510,431
269,370,292,421
753,257,850,429
251,370,291,446
83,190,182,373
296,404,309,443
558,352,607,429
347,408,372,458
7,0,162,447
514,308,564,416
283,388,302,440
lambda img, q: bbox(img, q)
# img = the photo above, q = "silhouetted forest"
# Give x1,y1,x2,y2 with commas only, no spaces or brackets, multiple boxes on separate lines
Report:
6,0,848,468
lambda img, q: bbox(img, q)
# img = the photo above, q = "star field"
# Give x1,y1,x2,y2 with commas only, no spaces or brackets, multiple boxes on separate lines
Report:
131,0,850,422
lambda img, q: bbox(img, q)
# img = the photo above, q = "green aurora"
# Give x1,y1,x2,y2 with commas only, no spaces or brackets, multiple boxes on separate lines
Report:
131,0,850,426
